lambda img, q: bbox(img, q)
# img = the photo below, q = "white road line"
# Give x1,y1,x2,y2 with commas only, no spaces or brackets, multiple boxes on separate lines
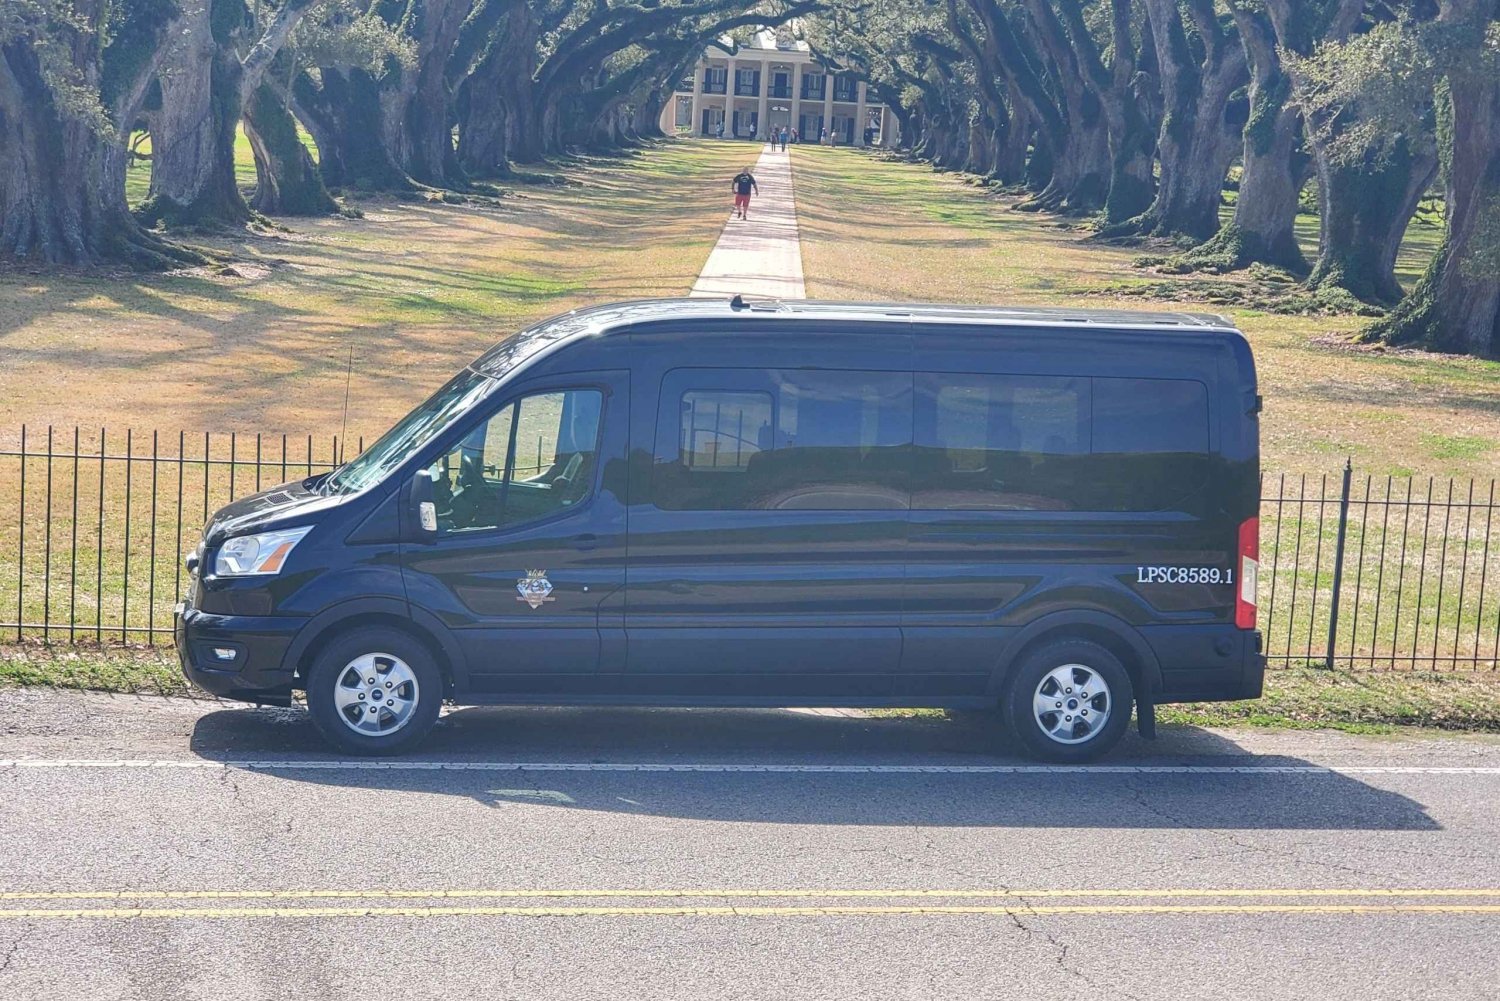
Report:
2,760,1499,775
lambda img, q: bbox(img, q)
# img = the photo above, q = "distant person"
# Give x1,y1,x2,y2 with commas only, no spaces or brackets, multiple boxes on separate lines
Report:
779,128,788,152
791,127,799,144
716,121,724,140
819,125,827,144
731,166,759,220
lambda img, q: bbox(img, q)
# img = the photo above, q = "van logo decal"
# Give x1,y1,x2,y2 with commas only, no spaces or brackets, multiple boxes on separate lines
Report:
516,570,556,609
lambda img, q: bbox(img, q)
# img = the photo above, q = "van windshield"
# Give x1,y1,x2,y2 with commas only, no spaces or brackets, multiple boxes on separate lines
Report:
323,369,495,496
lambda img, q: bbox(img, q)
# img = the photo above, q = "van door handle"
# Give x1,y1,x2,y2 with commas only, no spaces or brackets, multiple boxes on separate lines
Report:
571,533,599,551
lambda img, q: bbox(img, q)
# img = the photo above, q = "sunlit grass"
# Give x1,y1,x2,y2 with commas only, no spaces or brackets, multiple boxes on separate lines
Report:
0,140,748,441
1160,667,1500,734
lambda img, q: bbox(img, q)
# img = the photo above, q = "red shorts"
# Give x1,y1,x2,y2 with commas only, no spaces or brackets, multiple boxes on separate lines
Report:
734,194,751,210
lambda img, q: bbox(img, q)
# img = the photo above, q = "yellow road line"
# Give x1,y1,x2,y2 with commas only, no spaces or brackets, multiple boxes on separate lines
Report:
2,888,1498,902
3,904,1500,920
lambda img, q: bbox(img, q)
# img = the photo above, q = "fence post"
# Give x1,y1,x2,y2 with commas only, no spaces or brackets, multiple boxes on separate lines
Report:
1324,458,1354,670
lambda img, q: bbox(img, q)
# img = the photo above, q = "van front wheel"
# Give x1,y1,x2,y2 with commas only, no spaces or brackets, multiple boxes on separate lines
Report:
1004,640,1133,763
306,628,443,755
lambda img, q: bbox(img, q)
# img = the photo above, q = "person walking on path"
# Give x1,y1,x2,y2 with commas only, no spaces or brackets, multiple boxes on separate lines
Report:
731,166,759,220
779,128,788,152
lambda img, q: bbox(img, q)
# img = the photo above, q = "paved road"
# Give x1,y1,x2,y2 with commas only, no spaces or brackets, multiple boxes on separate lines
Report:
2,689,1499,1000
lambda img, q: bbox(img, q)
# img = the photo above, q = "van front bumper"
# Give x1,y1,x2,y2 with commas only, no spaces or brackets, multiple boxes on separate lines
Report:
175,605,302,704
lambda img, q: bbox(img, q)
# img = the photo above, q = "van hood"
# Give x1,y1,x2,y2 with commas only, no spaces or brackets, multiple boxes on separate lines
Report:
203,476,348,545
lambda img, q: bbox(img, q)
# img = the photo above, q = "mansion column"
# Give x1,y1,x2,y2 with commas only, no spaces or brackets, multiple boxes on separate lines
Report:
690,57,704,136
855,81,869,147
791,63,803,137
822,73,833,142
725,55,736,135
758,58,770,139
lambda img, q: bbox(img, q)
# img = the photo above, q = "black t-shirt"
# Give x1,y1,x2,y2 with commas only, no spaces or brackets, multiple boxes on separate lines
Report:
733,173,756,195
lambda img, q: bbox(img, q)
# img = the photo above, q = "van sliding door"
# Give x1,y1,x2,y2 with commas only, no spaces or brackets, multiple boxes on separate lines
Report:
622,366,911,698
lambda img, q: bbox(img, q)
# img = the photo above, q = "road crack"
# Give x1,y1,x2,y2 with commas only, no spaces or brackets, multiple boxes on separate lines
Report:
218,767,250,811
1002,899,1144,1001
0,921,30,977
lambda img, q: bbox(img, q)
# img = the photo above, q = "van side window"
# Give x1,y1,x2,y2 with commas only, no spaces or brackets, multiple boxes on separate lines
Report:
915,374,1087,511
654,369,911,511
681,391,773,472
427,388,602,532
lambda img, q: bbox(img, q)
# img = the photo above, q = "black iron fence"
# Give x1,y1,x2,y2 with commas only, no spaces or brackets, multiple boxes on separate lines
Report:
1,427,358,643
3,428,1499,671
1261,463,1500,671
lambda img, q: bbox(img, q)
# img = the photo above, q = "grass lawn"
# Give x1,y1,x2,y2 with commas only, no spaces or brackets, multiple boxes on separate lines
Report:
791,146,1500,480
0,646,188,696
0,139,750,443
1160,667,1500,735
6,646,1498,737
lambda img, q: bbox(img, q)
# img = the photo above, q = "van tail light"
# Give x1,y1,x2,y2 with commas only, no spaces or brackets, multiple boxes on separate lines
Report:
1236,516,1259,630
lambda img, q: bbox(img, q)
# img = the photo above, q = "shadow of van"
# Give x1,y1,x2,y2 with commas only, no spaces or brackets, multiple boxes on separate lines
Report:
187,704,1440,833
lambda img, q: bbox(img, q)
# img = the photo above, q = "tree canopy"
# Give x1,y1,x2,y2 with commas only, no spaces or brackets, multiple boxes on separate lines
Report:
806,0,1500,356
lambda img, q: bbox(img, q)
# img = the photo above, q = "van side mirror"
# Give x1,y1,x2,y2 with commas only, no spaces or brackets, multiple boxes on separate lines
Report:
409,469,438,541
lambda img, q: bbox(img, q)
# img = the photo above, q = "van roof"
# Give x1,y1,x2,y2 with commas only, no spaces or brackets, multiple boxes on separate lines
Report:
471,297,1240,378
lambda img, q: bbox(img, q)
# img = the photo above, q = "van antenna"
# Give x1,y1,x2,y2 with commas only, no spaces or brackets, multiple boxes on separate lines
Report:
338,345,353,465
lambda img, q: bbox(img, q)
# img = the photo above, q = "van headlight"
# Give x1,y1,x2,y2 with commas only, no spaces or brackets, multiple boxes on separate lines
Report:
214,527,313,577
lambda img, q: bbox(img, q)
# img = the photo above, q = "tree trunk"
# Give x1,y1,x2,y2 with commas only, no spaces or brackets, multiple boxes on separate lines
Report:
1026,133,1055,193
998,87,1035,185
456,75,512,177
507,86,546,162
1015,0,1112,213
296,68,411,190
965,0,1071,204
142,0,321,225
1368,49,1500,353
461,0,542,169
634,85,667,139
1106,0,1247,240
244,84,337,216
967,114,991,173
0,15,203,267
141,1,251,227
377,0,469,188
1101,0,1155,223
1176,4,1308,272
1308,135,1438,305
1022,122,1110,212
996,124,1030,185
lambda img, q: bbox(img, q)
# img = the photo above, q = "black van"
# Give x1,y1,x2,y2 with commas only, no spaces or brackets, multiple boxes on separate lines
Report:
176,298,1264,761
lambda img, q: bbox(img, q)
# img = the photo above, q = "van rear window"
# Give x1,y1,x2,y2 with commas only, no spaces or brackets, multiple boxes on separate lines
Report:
1093,378,1209,454
915,373,1211,512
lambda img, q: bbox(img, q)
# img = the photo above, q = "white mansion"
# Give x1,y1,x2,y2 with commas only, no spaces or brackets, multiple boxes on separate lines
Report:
660,29,892,147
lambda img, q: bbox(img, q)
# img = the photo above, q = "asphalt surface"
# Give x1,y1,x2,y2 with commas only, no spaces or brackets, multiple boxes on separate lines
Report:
2,688,1499,1000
